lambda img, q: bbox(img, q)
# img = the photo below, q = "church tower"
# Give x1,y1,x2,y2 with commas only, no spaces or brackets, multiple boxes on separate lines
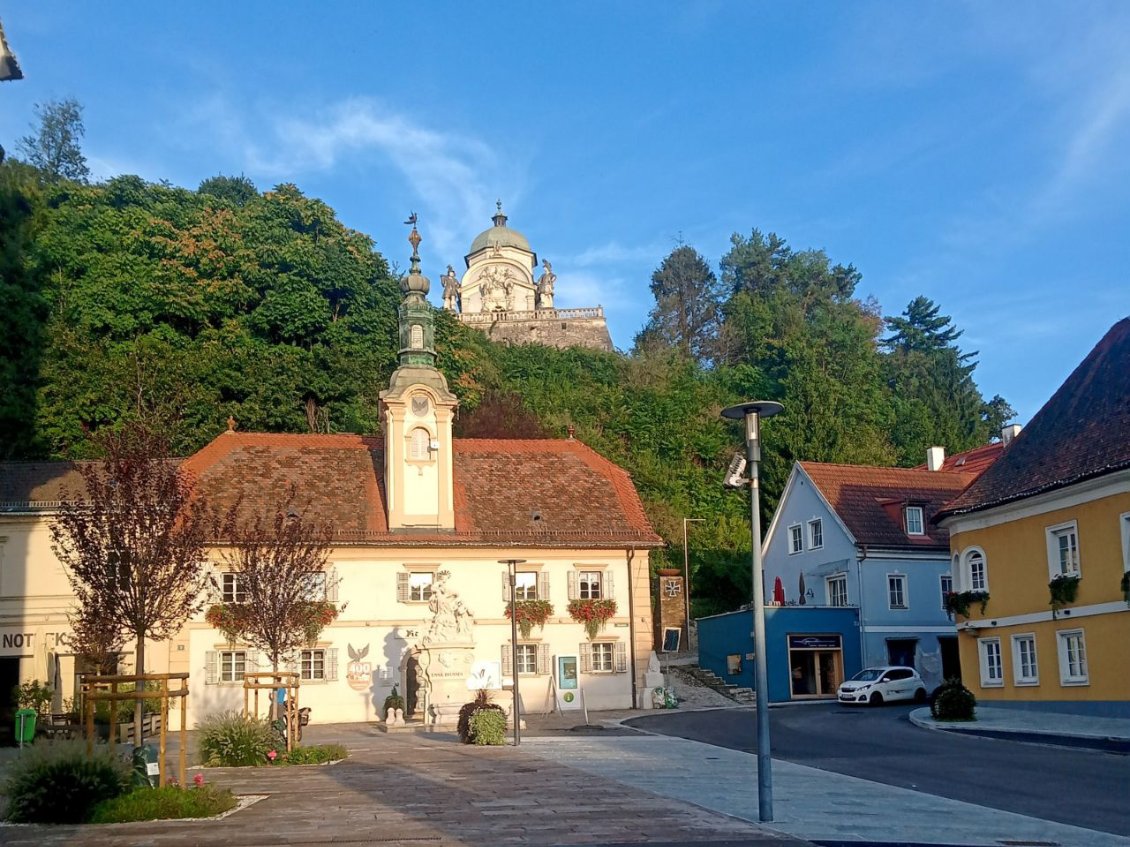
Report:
379,218,458,530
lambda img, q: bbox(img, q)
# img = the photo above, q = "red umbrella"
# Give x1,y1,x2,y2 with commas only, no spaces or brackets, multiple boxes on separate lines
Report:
773,576,786,605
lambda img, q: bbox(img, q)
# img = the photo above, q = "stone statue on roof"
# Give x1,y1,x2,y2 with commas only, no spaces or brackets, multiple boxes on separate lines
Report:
441,264,460,312
536,260,556,310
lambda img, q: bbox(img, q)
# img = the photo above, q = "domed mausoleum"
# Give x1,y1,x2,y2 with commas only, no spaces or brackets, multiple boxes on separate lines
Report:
439,202,613,352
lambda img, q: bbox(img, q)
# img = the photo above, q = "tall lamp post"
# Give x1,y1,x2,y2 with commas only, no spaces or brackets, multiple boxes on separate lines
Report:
682,517,704,650
721,399,782,823
498,558,527,746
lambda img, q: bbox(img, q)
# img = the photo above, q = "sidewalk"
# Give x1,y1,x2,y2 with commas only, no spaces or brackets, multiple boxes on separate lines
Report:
909,704,1130,749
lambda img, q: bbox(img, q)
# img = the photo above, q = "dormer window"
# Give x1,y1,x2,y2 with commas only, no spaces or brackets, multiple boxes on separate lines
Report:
904,505,925,536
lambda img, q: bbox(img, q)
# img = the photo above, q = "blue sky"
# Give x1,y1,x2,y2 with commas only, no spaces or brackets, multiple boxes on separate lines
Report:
3,2,1128,424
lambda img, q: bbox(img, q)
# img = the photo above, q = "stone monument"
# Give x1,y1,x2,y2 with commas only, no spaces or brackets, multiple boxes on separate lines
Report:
420,570,478,726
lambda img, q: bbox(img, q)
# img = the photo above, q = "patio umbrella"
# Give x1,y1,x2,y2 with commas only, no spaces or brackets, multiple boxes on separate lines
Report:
773,576,786,605
798,572,807,605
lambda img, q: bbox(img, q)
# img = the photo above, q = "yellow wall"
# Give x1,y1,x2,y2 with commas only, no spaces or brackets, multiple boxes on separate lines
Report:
947,485,1130,704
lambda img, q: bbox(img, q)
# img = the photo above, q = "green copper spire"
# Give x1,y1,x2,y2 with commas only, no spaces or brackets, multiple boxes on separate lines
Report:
398,213,436,367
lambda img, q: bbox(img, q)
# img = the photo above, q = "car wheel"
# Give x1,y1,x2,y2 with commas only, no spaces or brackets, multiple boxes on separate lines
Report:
913,688,927,704
869,692,883,706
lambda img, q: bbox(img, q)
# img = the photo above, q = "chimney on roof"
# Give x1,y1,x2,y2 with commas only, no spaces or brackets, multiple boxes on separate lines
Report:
926,446,945,472
1001,424,1022,446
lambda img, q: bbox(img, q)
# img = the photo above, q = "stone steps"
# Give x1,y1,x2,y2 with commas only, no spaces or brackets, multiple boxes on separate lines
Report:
672,665,756,705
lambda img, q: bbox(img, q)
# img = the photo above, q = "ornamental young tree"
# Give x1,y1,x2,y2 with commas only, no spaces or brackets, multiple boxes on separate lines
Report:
16,98,91,183
49,423,215,745
212,487,338,693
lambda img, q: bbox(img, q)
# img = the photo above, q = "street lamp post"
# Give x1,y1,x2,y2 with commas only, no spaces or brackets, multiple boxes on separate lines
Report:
682,517,705,650
721,399,783,823
498,558,527,746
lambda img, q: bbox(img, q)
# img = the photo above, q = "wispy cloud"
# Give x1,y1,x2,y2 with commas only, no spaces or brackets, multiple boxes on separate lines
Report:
183,96,523,258
570,241,665,268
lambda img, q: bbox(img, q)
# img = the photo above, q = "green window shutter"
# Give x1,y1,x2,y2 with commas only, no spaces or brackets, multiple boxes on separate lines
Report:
500,644,512,678
326,648,338,681
615,641,628,673
397,572,410,603
567,570,577,601
205,651,218,685
537,643,550,675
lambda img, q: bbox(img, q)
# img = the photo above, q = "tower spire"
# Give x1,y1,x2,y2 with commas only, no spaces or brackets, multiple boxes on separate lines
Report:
397,212,435,367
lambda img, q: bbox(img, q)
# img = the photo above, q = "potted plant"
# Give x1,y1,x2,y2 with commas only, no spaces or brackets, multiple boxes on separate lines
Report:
1048,573,1081,616
567,598,617,639
382,685,406,723
944,590,990,618
503,599,554,639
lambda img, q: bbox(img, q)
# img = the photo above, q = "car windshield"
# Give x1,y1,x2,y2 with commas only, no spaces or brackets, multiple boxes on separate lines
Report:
850,668,885,682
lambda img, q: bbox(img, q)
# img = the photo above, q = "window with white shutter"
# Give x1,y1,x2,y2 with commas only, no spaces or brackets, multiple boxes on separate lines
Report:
615,641,628,673
500,644,512,678
537,643,550,675
206,651,218,684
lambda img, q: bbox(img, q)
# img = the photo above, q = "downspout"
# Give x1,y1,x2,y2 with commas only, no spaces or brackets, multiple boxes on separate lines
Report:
626,545,638,709
856,543,867,667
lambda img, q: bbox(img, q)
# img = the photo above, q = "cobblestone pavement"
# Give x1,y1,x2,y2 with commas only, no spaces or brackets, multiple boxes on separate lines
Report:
1,724,806,847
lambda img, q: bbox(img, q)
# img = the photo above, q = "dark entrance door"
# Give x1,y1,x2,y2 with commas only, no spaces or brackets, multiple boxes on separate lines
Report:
939,636,961,680
886,638,918,668
0,658,20,745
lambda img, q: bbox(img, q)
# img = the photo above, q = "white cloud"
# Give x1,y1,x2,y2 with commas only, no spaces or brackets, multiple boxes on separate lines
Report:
182,96,524,259
570,241,665,268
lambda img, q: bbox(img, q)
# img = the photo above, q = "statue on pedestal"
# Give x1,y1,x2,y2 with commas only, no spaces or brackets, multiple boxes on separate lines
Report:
441,265,461,312
536,260,556,309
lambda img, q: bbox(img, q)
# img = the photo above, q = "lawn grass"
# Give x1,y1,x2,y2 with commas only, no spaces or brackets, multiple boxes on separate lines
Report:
88,785,237,823
278,743,347,765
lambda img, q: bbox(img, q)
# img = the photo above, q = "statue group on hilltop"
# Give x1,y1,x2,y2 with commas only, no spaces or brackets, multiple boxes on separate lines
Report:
439,259,558,313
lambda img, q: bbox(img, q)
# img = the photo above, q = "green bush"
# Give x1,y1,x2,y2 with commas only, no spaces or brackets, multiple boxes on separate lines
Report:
281,744,347,766
89,784,237,823
468,709,507,746
197,711,277,767
457,690,505,744
930,678,977,721
2,739,129,823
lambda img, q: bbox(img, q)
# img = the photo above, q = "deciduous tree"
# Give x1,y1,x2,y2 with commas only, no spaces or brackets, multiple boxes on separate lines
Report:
49,423,214,744
16,98,90,183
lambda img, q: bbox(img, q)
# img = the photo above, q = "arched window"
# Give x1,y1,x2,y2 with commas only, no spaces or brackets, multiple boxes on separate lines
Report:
409,427,431,460
964,549,987,592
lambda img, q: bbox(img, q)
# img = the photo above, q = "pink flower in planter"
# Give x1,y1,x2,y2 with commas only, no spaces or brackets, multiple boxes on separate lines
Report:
267,749,278,762
193,773,205,787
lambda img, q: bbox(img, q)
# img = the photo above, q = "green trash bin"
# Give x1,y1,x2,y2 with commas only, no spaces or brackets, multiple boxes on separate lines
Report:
14,708,36,745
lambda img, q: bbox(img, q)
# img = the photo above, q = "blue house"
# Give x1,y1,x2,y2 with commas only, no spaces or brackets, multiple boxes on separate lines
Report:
698,606,862,702
760,454,998,694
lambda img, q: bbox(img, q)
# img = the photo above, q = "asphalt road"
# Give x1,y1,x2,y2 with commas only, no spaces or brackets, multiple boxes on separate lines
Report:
626,703,1130,838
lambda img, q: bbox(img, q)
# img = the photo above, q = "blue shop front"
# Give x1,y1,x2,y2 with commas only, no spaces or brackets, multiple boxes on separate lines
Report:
697,606,861,702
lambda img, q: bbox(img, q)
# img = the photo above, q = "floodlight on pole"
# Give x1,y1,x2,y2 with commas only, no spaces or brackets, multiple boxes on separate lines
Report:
721,399,783,823
498,558,527,746
682,517,705,649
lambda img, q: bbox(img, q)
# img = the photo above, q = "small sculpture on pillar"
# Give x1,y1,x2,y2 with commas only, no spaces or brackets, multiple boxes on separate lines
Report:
536,259,556,309
441,265,461,312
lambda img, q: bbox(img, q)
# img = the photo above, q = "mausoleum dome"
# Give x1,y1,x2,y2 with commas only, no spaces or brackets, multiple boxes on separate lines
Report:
466,201,534,260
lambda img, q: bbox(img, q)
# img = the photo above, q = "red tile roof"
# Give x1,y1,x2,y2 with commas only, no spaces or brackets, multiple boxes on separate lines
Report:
800,462,978,550
938,318,1130,519
2,433,662,548
913,442,1005,476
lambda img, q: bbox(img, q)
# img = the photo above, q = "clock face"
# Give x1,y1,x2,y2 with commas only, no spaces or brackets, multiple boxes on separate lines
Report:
411,395,430,416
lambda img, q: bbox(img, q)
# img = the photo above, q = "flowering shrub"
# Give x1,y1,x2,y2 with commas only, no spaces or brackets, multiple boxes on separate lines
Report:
504,600,554,638
207,601,338,646
567,598,617,640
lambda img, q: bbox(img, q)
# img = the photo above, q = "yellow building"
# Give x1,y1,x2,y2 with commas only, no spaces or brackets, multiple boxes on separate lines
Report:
936,318,1130,717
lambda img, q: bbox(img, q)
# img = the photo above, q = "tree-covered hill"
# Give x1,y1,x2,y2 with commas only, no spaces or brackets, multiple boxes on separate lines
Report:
0,152,1012,614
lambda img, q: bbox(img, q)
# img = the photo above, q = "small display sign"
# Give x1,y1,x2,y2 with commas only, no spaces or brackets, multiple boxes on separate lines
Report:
555,654,581,711
788,635,842,650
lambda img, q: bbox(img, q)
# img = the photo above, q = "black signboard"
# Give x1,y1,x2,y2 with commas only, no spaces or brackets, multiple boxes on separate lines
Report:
788,634,841,650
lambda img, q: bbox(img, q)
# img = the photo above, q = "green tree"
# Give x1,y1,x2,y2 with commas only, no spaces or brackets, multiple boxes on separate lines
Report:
634,245,725,364
198,174,258,207
17,98,91,182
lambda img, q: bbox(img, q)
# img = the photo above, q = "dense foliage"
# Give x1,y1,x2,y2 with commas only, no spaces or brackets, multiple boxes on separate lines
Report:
197,711,280,767
1,739,130,823
0,148,1012,616
930,678,977,721
89,783,237,823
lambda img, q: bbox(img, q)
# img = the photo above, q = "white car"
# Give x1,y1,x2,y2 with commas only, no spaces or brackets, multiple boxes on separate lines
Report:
837,666,927,706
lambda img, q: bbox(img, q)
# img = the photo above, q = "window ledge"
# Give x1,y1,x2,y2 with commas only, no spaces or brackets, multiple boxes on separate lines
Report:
1059,679,1090,687
1014,680,1040,687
